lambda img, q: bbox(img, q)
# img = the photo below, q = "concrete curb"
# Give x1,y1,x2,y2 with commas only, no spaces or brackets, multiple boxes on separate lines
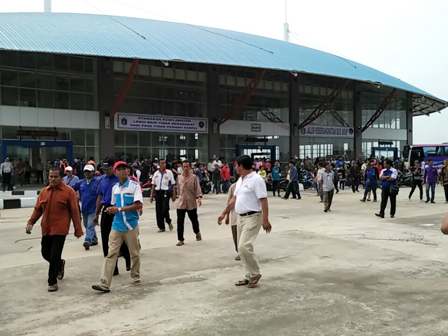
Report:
0,197,37,210
0,190,40,196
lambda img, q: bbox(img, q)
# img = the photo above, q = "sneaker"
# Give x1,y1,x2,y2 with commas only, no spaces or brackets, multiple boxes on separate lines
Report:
132,279,141,286
176,241,185,246
83,242,90,250
92,283,110,293
367,198,371,202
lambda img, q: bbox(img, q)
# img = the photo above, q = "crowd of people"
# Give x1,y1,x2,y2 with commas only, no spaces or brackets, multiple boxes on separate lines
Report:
16,151,448,294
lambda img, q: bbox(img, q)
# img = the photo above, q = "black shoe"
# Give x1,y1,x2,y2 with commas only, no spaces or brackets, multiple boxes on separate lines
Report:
92,284,110,293
431,201,435,204
113,268,119,276
390,215,395,218
91,242,98,246
360,199,366,202
324,210,328,212
57,259,65,280
425,200,429,203
83,242,90,250
375,213,384,218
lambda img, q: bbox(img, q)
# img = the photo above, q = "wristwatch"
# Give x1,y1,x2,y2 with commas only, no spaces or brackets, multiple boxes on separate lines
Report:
118,207,122,212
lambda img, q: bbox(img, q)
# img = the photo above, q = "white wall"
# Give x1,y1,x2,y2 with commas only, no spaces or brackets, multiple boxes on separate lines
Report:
0,106,99,129
220,120,290,136
363,128,407,141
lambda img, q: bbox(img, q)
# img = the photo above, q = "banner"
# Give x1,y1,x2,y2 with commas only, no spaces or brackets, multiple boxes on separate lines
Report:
115,113,208,133
300,125,354,138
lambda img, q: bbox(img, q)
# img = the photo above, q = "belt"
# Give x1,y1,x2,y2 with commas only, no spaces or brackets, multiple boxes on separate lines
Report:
239,211,261,217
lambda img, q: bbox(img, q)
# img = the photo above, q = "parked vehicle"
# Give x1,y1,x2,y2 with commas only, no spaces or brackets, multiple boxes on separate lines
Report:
201,179,212,194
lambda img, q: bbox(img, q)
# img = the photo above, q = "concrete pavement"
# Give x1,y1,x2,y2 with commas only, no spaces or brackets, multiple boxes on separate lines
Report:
1,187,448,336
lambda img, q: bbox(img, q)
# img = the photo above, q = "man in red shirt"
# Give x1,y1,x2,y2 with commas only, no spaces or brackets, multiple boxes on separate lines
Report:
26,167,83,292
221,163,231,193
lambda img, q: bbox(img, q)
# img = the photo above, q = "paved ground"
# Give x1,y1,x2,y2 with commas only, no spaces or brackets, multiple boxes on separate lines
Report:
1,186,448,336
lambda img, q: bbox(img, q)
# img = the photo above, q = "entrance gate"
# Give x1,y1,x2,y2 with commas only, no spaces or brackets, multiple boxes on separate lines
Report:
235,145,277,161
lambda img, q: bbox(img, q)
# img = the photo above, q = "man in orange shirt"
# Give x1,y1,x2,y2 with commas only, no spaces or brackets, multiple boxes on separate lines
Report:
26,167,83,292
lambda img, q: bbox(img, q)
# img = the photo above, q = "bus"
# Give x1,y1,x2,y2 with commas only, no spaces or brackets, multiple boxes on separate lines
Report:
404,144,448,167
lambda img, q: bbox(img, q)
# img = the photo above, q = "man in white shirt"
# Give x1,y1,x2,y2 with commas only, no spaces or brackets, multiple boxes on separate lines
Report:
150,159,176,232
318,162,335,212
218,155,272,288
212,157,223,168
0,157,13,192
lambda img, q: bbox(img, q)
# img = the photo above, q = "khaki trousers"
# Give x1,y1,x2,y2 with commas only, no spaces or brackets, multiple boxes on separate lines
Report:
237,213,262,280
100,227,140,289
323,189,334,211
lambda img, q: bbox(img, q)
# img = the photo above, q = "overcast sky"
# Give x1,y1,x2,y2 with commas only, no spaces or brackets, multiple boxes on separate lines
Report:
1,0,447,144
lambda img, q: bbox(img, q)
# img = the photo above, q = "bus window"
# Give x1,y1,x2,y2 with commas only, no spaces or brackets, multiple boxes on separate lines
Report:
410,147,424,164
423,146,444,157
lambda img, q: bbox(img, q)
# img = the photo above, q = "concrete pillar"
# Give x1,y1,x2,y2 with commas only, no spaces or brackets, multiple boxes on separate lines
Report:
206,66,221,159
97,57,115,160
289,75,300,159
406,92,413,145
353,82,363,159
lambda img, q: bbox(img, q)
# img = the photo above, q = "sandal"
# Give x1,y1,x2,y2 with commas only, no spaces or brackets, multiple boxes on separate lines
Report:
57,259,65,280
48,284,58,292
248,274,262,288
235,279,249,286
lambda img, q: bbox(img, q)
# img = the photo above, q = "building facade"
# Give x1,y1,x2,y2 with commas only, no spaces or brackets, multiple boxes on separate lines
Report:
0,13,445,167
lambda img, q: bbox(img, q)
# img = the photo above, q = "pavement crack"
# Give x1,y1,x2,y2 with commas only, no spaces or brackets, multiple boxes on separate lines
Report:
360,236,438,246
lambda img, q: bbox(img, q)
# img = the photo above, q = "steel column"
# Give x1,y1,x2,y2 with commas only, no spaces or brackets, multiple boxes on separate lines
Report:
353,83,362,158
406,92,413,146
289,75,300,159
298,79,349,129
219,69,266,125
361,89,396,132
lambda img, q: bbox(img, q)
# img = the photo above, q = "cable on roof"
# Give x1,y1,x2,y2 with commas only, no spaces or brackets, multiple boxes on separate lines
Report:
81,0,147,40
109,0,274,55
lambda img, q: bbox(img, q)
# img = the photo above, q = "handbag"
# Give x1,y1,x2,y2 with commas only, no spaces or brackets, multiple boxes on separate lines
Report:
390,184,399,195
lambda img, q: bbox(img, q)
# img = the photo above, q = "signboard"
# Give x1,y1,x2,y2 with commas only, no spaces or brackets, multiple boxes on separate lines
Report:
18,130,59,137
300,125,354,138
116,113,208,133
251,123,262,132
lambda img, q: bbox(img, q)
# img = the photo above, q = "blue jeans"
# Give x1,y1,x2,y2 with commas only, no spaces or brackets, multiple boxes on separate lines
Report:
83,212,97,244
426,182,436,202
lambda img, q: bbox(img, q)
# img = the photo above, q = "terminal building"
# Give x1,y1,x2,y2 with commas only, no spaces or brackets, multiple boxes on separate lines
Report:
0,12,446,167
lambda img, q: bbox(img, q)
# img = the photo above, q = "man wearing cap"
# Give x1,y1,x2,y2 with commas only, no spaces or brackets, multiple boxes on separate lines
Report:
63,166,80,188
0,157,13,192
73,164,101,250
150,158,176,232
92,161,143,292
94,157,130,275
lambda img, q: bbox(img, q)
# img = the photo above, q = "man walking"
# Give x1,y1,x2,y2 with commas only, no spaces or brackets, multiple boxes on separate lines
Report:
217,155,272,288
150,159,176,232
0,157,13,191
376,159,398,219
319,162,335,212
176,160,203,246
284,161,300,200
270,161,281,197
360,162,378,202
92,161,143,292
73,164,101,250
63,166,79,187
36,159,44,184
424,159,438,203
26,167,83,292
409,161,423,201
94,158,130,275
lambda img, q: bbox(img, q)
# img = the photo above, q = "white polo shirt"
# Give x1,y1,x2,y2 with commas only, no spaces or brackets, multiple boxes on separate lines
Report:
152,170,176,191
234,172,267,215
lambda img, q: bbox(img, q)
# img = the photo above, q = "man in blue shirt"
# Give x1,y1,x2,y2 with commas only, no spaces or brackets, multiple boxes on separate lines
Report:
376,159,398,218
424,159,439,203
73,164,101,250
92,161,143,293
270,161,281,197
63,166,79,187
94,157,130,275
284,161,301,200
360,162,378,202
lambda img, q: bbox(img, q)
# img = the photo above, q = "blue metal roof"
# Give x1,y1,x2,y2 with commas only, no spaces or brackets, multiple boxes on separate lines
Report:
0,12,445,114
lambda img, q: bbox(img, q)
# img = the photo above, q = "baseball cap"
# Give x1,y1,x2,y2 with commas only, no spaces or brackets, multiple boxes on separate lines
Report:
101,157,115,170
83,164,95,172
65,166,73,171
113,161,128,170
